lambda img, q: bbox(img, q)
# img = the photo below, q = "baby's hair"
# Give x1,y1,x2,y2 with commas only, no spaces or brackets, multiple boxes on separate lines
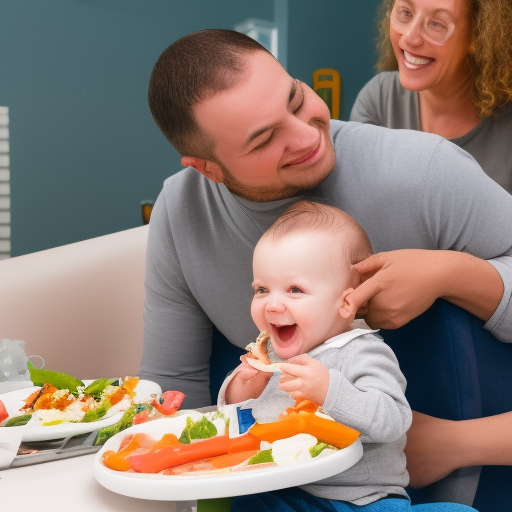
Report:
263,200,373,265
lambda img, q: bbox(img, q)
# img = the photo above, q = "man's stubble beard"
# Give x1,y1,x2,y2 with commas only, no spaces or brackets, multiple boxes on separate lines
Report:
214,146,336,203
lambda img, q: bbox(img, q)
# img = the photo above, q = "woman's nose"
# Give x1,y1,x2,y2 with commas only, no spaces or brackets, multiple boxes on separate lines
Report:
401,18,425,46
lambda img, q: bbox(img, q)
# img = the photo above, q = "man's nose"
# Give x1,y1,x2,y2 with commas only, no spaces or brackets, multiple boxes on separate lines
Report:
286,115,318,148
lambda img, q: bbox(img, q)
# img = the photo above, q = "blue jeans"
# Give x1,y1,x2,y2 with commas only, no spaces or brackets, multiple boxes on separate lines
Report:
231,488,478,512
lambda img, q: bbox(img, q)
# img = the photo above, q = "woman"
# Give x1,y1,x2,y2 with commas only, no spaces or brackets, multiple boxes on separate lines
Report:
351,0,512,194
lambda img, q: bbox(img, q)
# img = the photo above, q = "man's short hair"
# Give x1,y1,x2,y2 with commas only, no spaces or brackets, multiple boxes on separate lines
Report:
148,29,270,159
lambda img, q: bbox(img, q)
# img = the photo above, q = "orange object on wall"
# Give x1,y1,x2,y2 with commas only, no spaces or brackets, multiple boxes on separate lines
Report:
313,68,341,120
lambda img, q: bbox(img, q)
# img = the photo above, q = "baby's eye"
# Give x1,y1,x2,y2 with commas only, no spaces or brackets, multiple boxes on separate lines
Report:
253,287,267,295
290,286,303,294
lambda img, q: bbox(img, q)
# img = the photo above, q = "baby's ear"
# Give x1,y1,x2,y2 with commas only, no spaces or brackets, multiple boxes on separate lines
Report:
339,288,357,319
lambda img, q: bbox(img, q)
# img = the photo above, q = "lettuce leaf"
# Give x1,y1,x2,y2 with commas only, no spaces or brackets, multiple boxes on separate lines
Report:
29,368,84,396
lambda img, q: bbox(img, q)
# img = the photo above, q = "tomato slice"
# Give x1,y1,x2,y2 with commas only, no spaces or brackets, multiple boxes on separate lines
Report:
0,399,8,423
151,390,185,415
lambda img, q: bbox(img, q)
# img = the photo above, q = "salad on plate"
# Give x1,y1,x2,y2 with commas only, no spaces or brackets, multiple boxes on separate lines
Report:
0,368,177,443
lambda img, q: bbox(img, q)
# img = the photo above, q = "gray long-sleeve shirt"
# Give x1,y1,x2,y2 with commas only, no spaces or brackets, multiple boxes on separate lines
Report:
350,71,512,194
141,120,512,408
217,329,412,505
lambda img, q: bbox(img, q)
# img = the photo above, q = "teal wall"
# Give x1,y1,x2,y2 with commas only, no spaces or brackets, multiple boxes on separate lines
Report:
287,0,381,120
0,0,381,256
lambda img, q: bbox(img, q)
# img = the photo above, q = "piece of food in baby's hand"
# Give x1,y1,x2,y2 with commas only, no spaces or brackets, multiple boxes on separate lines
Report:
245,332,282,372
245,331,271,364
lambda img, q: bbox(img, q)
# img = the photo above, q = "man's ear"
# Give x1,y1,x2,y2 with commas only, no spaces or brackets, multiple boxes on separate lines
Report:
338,288,357,319
181,156,224,183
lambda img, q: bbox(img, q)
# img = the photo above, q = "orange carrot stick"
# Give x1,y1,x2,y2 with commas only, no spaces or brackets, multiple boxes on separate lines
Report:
128,433,260,474
249,412,359,449
205,449,259,469
102,432,158,471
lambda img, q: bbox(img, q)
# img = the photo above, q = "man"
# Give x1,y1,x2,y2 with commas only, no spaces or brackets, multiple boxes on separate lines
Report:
141,29,512,488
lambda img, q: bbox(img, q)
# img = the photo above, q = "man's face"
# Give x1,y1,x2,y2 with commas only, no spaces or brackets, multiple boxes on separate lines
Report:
193,51,335,202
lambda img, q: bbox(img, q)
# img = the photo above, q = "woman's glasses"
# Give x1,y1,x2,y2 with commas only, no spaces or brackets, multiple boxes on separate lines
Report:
390,0,456,46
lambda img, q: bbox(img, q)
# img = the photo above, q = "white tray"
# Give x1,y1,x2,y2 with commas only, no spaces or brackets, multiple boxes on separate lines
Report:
93,414,363,501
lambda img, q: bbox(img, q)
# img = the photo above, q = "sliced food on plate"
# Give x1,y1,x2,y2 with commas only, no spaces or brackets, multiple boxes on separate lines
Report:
0,367,181,443
100,399,360,475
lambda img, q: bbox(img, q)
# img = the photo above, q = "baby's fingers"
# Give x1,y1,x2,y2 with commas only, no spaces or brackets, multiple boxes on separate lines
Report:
278,377,303,396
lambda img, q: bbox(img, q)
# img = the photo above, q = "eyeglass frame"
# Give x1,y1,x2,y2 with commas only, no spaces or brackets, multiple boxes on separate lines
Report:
390,0,457,46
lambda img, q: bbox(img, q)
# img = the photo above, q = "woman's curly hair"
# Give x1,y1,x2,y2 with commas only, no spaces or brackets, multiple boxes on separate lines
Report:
375,0,512,117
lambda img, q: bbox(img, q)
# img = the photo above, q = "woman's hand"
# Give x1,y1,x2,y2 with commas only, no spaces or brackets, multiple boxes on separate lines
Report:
278,354,329,406
349,249,501,330
349,250,443,329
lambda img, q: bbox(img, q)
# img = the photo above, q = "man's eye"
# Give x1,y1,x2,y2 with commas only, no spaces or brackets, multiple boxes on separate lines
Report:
292,99,304,115
292,81,304,114
254,134,273,150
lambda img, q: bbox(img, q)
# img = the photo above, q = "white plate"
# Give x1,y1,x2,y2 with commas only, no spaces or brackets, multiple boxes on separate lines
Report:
246,358,282,373
0,379,162,442
93,414,363,501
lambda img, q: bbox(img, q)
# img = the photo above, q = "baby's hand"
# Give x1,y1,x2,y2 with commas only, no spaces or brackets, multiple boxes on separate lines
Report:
278,354,329,406
224,355,271,404
236,355,264,384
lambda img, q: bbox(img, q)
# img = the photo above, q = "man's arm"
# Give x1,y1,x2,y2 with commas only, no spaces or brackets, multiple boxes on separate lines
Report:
345,135,512,343
139,191,213,408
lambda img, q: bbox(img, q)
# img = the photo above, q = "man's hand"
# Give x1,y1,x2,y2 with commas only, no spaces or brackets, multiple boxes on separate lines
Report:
278,354,329,405
349,250,447,330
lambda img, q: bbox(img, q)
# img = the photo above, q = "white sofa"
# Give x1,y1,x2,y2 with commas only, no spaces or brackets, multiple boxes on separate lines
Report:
0,226,148,379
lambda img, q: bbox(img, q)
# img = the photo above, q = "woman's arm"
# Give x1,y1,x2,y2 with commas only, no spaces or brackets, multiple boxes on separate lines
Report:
406,411,512,488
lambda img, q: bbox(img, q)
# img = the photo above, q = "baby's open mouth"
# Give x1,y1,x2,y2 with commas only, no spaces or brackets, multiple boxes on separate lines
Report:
271,323,297,343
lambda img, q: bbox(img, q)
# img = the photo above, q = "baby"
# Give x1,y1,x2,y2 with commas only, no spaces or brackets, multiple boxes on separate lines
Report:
219,200,413,510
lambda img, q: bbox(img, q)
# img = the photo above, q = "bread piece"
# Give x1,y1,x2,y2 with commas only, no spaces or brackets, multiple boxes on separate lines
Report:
245,331,270,364
245,332,282,373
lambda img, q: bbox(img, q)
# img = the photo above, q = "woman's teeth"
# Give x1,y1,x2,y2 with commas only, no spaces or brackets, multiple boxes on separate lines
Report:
404,51,432,66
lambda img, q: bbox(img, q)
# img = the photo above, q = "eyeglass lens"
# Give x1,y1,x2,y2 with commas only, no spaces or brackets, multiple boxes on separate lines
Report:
390,0,456,45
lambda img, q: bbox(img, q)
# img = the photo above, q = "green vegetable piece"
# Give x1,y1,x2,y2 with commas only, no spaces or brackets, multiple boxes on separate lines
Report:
178,416,217,444
29,368,84,396
179,417,194,444
93,405,137,445
82,400,112,423
4,414,32,427
83,378,117,399
248,449,274,465
189,416,217,440
309,442,338,458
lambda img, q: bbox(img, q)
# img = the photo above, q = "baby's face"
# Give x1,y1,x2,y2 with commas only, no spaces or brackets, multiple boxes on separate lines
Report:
251,231,352,360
